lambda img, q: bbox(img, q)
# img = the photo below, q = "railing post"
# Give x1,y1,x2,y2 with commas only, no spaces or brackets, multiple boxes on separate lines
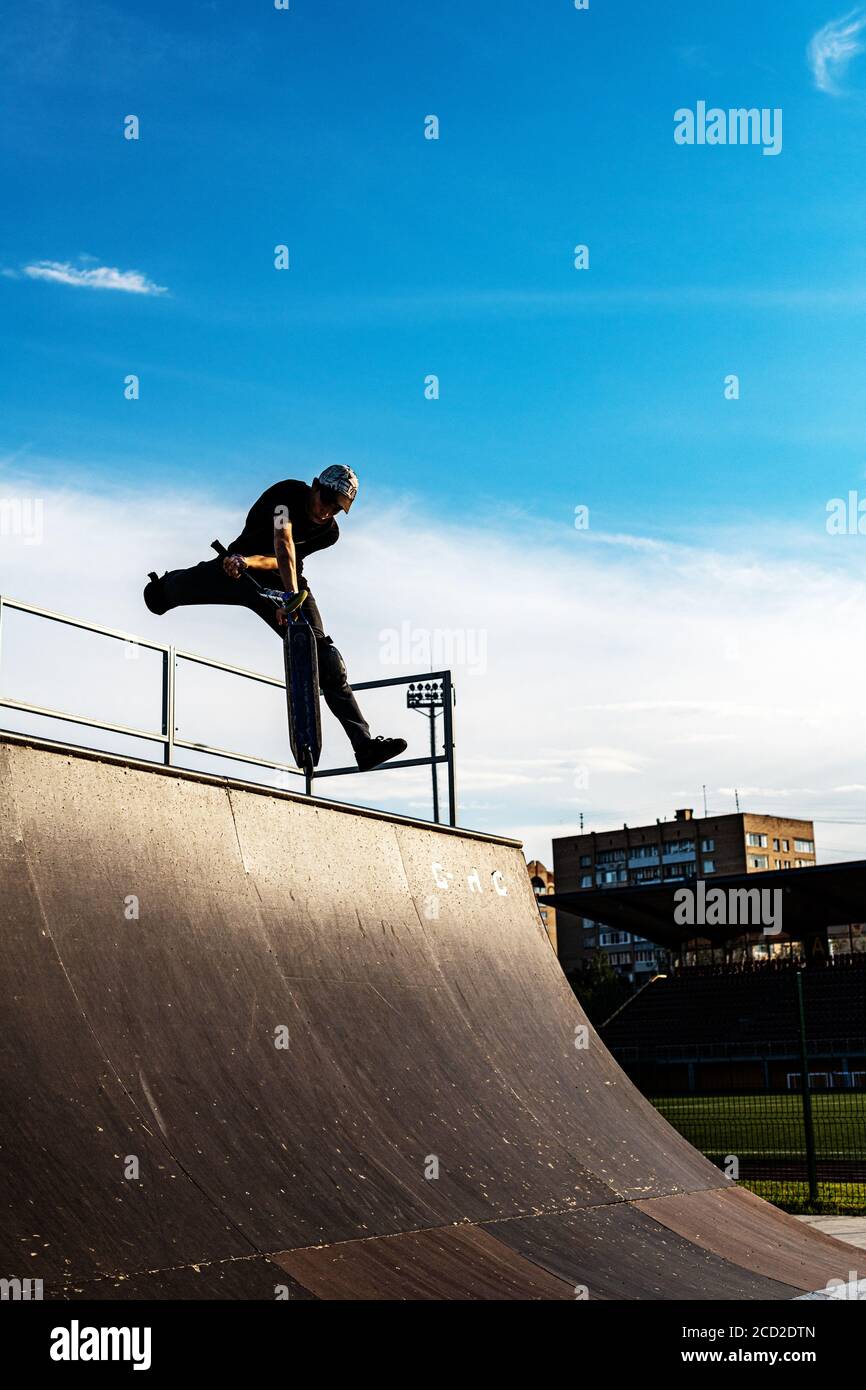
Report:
162,646,176,766
429,705,440,824
443,671,457,827
796,970,819,1206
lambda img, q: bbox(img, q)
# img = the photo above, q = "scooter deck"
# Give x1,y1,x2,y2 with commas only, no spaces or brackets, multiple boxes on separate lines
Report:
210,541,322,776
284,616,322,771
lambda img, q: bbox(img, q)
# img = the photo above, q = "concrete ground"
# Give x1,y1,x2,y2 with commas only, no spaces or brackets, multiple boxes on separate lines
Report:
797,1215,866,1251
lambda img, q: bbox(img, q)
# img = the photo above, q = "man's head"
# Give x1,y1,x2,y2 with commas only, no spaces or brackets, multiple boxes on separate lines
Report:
310,465,359,523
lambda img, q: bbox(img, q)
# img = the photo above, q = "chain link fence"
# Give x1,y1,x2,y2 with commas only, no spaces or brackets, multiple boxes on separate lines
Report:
605,967,866,1212
651,1088,866,1212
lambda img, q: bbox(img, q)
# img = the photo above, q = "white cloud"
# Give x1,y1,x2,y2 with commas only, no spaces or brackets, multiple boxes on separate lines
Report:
263,284,866,327
808,8,866,94
20,259,167,295
1,469,865,869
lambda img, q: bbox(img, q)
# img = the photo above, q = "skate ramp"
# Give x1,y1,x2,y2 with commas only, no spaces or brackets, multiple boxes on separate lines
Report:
0,735,855,1300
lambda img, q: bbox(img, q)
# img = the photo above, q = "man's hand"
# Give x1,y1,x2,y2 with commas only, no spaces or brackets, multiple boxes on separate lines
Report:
223,554,248,580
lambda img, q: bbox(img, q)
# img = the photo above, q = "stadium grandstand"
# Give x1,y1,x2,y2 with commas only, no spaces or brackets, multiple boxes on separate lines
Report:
543,861,866,1207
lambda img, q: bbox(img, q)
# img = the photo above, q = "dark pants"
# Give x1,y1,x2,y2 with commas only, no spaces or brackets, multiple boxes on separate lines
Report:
160,559,371,753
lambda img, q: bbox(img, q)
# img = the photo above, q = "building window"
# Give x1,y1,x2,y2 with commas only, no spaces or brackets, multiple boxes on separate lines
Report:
794,839,814,854
749,855,769,869
663,861,697,879
580,854,591,867
580,874,592,888
782,839,789,851
634,867,661,883
702,859,715,873
773,838,780,851
701,838,714,852
746,833,768,848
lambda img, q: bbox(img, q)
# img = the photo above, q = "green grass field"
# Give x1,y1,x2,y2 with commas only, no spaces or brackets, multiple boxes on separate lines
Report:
743,1181,866,1214
651,1092,866,1214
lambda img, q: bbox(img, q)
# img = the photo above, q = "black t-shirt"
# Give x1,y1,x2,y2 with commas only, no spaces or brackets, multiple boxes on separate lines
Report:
228,480,339,576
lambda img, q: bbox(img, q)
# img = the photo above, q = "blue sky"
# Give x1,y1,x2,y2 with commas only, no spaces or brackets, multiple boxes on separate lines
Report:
3,1,866,858
5,0,866,524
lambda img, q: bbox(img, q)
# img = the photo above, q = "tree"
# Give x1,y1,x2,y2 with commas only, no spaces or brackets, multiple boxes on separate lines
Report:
566,951,632,1026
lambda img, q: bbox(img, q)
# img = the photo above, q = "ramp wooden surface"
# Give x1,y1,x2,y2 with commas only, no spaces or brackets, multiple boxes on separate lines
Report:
0,736,856,1299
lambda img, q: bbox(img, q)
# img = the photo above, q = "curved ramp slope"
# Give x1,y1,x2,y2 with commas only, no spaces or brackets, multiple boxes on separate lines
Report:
0,737,855,1299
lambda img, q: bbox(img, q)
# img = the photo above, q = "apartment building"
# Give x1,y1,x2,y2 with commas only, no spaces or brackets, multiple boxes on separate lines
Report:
552,809,816,979
526,859,556,952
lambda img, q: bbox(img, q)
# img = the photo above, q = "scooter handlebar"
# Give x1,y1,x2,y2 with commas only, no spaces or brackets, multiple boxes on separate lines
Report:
211,539,299,617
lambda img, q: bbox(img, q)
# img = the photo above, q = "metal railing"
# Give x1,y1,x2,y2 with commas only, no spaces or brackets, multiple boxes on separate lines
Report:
612,1037,866,1062
0,594,457,825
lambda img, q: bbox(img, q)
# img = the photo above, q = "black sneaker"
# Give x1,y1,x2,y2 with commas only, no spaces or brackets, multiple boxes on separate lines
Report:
355,736,408,771
143,572,169,615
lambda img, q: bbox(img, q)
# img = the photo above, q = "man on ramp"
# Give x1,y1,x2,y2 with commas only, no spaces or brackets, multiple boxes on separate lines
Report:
143,465,407,771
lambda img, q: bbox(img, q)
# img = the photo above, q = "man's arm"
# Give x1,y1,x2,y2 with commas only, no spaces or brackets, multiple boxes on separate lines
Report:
274,519,299,592
222,553,279,578
240,555,280,574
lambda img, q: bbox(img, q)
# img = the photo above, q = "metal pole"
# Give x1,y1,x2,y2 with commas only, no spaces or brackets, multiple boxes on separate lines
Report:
442,672,456,827
429,707,439,823
795,970,819,1205
162,647,176,767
